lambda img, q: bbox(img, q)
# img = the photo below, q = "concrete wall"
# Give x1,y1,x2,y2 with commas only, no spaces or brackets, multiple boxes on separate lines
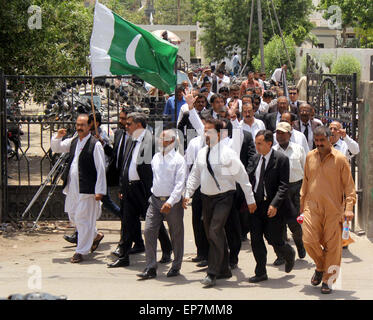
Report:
295,48,373,81
358,81,373,237
138,24,198,64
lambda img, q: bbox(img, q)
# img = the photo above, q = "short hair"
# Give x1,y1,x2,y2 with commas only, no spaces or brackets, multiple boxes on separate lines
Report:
210,93,224,104
313,125,331,138
281,111,297,122
218,86,229,93
288,86,299,93
175,85,184,93
263,91,274,99
88,112,102,126
277,96,288,103
241,94,253,102
120,107,131,114
229,84,240,92
256,129,274,146
253,94,261,102
205,118,224,132
127,112,147,128
196,93,208,102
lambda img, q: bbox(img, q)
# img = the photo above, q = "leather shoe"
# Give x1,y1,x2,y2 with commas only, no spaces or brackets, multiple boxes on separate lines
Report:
166,268,180,277
285,247,296,273
111,246,121,257
217,270,232,279
70,253,83,263
191,256,205,263
107,257,129,268
159,252,172,263
137,268,156,280
129,246,145,255
201,274,216,288
248,274,268,283
230,263,238,270
63,232,78,244
297,245,306,259
196,260,208,268
273,257,285,266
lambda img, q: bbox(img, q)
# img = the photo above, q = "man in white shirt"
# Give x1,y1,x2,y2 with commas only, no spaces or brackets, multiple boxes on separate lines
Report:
329,121,360,160
238,103,265,142
138,128,187,280
273,122,306,264
273,112,310,154
215,69,230,93
51,114,106,263
183,118,257,288
226,84,242,113
271,64,287,86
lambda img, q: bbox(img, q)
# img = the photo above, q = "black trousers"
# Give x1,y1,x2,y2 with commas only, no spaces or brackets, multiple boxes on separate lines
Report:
225,193,242,265
191,188,209,259
249,199,294,276
235,185,250,236
118,181,172,258
274,181,303,260
201,191,235,276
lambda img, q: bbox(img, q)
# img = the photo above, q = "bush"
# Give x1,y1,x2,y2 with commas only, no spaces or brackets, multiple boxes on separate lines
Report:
331,55,361,78
252,35,296,81
320,53,335,71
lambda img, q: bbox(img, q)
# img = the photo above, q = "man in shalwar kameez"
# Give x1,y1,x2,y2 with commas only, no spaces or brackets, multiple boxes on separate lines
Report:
51,114,107,263
300,126,356,294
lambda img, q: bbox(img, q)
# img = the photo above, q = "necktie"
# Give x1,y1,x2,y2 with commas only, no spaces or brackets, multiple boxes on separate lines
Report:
206,147,220,190
122,138,137,184
117,132,126,170
303,123,309,142
256,157,266,202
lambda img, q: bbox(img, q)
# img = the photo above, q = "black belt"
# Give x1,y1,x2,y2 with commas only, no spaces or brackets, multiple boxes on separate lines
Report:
201,190,235,199
153,195,169,201
128,180,141,186
289,180,303,186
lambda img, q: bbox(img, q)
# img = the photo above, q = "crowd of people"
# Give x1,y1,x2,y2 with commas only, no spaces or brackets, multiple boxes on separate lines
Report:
51,64,359,294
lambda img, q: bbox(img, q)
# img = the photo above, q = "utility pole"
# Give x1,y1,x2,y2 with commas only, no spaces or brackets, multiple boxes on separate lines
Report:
240,0,255,76
177,0,181,25
257,0,265,72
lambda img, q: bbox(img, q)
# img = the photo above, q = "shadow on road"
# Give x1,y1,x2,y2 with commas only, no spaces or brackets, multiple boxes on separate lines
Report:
299,285,358,300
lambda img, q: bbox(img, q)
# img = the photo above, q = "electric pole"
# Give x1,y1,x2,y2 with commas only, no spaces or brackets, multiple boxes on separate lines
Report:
257,0,265,72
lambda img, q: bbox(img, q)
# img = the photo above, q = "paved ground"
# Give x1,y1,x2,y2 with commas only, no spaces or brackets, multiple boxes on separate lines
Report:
1,208,372,300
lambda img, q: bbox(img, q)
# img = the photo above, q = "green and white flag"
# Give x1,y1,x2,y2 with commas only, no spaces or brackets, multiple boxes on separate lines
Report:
90,1,178,94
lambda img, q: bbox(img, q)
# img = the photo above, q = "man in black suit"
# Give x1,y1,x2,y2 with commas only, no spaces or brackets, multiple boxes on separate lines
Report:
107,112,172,268
247,129,296,282
264,96,289,132
201,94,225,120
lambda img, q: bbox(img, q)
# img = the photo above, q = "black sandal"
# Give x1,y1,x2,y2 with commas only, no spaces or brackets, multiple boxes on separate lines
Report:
311,270,323,286
321,282,332,294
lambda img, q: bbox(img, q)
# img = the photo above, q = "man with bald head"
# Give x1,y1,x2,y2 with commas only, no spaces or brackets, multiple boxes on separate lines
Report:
329,121,359,161
293,103,321,151
265,96,289,132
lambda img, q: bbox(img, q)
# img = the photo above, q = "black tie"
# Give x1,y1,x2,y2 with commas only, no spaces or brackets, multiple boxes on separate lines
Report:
122,138,137,184
206,147,220,190
256,157,266,202
303,123,309,142
117,132,126,170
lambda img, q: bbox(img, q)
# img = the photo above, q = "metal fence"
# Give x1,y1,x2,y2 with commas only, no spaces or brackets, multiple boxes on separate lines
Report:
0,73,171,222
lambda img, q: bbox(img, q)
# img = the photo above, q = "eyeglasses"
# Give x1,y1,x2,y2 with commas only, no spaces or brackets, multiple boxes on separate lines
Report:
289,92,297,95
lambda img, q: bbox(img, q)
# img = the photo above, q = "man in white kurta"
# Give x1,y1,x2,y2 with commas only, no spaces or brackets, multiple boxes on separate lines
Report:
51,115,107,263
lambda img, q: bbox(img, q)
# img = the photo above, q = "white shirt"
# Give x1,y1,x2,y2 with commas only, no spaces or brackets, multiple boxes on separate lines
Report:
254,149,272,196
273,142,305,183
300,120,314,151
239,118,266,141
176,103,190,125
185,135,205,167
333,135,360,160
312,117,323,126
276,112,282,126
216,75,230,92
271,68,283,83
151,149,187,206
273,129,310,154
259,100,269,113
128,129,147,181
185,141,255,205
197,75,213,87
226,98,243,112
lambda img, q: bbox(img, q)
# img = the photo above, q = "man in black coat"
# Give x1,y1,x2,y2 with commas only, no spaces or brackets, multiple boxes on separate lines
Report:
107,112,172,268
264,96,290,132
246,129,296,282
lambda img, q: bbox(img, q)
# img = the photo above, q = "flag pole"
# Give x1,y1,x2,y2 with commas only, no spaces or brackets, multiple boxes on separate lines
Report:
174,57,178,127
90,73,99,137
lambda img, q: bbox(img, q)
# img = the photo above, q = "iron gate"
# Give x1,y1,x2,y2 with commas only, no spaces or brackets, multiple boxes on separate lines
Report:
0,73,172,223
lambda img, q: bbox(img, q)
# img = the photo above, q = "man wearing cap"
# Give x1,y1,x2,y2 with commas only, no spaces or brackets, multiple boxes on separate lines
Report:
197,67,213,87
272,122,307,265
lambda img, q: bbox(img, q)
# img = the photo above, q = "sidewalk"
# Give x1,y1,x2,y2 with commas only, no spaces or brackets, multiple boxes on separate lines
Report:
0,208,372,300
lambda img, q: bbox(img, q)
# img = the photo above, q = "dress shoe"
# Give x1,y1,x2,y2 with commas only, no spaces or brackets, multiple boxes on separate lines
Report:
230,263,238,270
201,274,216,288
70,253,83,263
63,232,78,244
343,245,349,250
297,245,306,259
191,256,205,263
196,260,208,268
273,257,285,266
129,246,145,255
217,270,232,279
111,246,121,257
107,257,129,268
137,268,157,280
158,252,172,263
241,235,248,242
248,274,268,283
166,268,180,277
285,247,296,273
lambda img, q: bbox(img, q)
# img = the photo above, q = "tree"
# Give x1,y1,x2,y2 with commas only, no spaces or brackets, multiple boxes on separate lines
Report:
153,0,194,25
192,0,314,65
318,0,373,47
